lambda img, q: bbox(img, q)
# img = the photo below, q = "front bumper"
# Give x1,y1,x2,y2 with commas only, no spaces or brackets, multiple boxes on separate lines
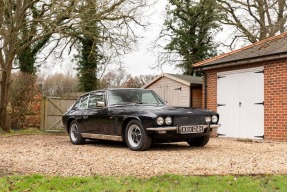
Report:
146,126,178,131
210,124,221,129
146,124,221,133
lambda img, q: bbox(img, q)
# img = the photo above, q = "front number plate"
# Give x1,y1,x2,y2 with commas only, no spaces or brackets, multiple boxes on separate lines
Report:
179,126,204,134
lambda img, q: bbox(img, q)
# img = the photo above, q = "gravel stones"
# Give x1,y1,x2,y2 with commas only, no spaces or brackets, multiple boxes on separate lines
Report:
0,135,287,177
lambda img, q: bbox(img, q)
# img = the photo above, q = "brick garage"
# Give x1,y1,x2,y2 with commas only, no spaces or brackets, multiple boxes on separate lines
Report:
194,32,287,141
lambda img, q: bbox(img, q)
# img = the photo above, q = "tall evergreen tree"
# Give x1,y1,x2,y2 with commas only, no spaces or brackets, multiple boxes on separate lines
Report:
161,0,220,76
18,37,50,74
76,35,104,92
74,0,149,91
75,2,104,92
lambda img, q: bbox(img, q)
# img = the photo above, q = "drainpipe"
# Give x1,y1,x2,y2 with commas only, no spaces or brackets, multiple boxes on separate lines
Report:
202,70,207,109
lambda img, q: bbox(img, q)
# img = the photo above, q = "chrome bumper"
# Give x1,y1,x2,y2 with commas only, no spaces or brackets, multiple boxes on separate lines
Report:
210,124,221,128
146,127,178,131
146,124,220,132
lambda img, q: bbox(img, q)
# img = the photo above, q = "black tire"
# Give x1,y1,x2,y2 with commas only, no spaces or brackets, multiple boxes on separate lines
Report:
187,135,210,147
125,120,151,151
69,120,85,145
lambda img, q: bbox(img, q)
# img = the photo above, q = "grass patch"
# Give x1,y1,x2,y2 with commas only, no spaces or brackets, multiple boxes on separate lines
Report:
0,174,286,192
0,128,64,137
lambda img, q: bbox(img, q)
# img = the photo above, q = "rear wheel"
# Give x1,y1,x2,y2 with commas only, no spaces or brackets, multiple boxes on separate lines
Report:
125,120,151,151
69,120,85,145
187,135,210,147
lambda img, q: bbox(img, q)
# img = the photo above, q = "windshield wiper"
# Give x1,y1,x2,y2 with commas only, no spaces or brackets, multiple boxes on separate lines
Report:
110,102,160,106
110,102,136,106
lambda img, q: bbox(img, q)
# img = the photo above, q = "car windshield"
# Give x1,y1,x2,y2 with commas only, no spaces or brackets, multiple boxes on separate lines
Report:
107,89,165,106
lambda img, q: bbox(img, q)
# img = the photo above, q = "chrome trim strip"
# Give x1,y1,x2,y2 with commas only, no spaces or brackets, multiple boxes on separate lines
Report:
146,127,177,131
81,133,123,141
210,124,221,128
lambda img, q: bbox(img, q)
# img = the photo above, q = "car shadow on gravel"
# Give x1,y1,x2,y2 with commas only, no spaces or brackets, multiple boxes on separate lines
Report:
85,139,127,149
150,143,215,151
84,139,208,151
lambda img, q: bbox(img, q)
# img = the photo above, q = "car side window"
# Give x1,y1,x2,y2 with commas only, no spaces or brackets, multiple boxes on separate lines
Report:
109,95,123,105
79,95,89,109
88,92,104,108
73,100,80,110
141,92,158,104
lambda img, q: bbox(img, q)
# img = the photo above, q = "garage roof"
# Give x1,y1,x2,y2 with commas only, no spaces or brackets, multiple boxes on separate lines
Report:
193,31,287,70
142,73,202,88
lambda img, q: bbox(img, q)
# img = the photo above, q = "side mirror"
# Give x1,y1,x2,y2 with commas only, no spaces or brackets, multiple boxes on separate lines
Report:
164,101,169,105
96,101,105,107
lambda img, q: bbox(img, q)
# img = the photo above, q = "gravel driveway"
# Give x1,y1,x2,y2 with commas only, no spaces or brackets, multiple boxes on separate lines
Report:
1,134,287,177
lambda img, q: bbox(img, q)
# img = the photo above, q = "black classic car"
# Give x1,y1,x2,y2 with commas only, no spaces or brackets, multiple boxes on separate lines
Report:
62,88,220,151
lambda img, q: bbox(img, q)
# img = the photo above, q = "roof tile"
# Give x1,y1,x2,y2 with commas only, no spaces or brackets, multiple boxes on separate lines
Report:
193,31,287,67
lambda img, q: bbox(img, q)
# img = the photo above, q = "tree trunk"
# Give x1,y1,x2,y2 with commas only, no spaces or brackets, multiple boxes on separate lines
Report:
0,70,11,132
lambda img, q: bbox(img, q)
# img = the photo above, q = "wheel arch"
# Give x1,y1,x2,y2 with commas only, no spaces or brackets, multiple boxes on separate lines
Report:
121,117,141,140
67,118,76,133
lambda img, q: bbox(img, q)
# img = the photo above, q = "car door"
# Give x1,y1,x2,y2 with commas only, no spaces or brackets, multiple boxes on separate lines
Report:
83,92,115,135
67,94,89,132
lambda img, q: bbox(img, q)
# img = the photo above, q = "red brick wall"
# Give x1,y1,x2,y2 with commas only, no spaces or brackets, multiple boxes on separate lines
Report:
202,60,287,141
264,60,287,141
202,72,217,137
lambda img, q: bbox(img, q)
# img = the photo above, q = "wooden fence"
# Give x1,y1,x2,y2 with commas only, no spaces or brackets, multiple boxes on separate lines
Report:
40,95,80,132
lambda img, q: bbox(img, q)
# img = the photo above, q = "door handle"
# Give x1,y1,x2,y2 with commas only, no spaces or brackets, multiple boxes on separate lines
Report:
83,116,88,119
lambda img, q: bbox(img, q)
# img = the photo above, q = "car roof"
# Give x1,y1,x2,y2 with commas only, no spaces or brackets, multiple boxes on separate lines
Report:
82,88,152,96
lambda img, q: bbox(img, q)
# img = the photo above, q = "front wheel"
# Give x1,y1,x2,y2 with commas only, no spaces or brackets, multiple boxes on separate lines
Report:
125,120,151,151
187,135,210,147
69,120,85,145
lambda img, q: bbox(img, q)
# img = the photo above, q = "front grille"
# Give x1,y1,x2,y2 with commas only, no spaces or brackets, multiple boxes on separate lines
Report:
173,116,206,126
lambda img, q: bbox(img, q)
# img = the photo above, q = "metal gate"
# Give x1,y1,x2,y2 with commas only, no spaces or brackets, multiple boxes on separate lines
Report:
40,96,78,132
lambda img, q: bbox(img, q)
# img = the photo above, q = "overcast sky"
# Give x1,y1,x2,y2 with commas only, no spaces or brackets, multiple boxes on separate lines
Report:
120,0,182,76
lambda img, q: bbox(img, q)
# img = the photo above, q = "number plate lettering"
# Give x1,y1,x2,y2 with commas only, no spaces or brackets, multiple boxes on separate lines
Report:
180,126,204,134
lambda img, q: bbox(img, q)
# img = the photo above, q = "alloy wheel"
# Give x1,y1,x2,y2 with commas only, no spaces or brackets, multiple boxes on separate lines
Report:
127,124,142,147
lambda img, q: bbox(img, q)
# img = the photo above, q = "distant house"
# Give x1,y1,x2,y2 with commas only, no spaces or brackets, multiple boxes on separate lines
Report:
193,32,287,141
143,73,202,108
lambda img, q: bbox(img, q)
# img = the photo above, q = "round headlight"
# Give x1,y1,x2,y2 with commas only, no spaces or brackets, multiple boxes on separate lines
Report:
212,115,218,123
165,117,172,125
205,116,211,123
157,117,164,125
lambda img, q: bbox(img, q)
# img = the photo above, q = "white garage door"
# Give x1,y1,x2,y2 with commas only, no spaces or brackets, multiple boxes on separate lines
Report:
217,67,264,139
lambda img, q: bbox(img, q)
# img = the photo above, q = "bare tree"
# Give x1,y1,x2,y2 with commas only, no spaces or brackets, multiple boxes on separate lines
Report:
41,73,79,96
0,0,75,131
217,0,287,49
100,69,131,88
0,0,151,131
123,75,156,88
100,70,155,88
73,0,151,91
